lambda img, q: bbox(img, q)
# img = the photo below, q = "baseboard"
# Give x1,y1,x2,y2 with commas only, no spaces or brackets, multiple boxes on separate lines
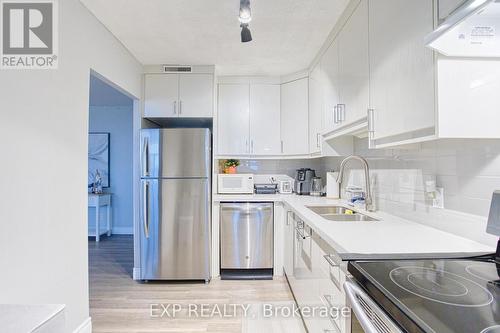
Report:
112,227,133,235
133,267,141,280
73,317,91,333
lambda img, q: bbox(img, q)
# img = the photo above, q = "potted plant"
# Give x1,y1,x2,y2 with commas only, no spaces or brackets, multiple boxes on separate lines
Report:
223,159,240,174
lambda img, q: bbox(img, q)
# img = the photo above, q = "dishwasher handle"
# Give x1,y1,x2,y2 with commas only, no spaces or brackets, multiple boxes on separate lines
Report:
344,280,402,333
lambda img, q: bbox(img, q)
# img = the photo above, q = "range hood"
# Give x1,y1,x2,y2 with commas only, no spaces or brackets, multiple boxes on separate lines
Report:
425,0,500,57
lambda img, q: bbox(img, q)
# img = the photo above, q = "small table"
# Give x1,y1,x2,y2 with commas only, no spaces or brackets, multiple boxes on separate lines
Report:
88,193,112,242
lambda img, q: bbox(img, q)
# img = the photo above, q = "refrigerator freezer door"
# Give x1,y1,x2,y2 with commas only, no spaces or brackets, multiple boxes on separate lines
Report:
140,178,211,280
140,128,211,178
160,128,211,178
220,202,274,269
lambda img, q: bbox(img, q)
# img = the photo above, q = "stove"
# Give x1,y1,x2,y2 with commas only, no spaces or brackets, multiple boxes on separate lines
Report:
349,257,500,333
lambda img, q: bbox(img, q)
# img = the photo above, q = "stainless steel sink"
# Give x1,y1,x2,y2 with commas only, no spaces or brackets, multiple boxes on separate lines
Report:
307,206,352,215
321,214,378,222
306,205,379,222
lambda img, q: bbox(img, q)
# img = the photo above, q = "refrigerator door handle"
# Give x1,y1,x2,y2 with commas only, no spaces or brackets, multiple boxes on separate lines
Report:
143,181,150,238
142,136,150,177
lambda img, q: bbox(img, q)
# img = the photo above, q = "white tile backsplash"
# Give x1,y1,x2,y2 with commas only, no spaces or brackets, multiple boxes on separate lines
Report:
227,158,326,179
322,138,500,247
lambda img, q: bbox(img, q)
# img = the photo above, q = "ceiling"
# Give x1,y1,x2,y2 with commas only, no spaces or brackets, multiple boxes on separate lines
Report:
89,75,134,107
80,0,349,76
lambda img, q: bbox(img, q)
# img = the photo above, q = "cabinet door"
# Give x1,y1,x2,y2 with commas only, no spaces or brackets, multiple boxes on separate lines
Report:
249,84,281,155
338,0,369,125
179,74,213,118
321,40,341,133
309,64,323,154
280,78,309,155
283,211,294,276
369,0,435,140
217,84,250,155
144,74,179,118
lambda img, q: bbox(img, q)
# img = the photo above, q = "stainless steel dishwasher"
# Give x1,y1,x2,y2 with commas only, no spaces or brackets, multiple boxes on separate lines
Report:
220,202,274,279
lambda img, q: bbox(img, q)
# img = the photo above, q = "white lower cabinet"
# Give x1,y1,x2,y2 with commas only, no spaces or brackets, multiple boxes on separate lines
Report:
314,233,348,333
283,211,295,276
284,212,349,333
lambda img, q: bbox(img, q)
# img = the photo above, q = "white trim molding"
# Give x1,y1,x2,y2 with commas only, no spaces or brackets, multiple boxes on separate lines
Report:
73,317,91,333
133,267,142,280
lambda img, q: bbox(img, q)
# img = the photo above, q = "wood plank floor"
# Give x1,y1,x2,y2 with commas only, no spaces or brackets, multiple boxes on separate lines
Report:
89,235,304,333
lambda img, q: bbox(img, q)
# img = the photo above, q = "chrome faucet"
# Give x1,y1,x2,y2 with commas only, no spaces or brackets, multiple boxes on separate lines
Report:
337,155,375,212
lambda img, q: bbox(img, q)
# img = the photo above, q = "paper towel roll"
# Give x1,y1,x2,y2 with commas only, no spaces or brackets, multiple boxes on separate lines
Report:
326,172,340,198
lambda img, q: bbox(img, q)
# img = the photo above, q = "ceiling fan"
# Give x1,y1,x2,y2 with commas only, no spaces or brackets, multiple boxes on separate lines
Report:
239,0,252,42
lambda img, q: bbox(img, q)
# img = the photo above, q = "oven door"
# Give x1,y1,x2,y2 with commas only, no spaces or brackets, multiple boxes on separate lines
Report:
344,280,402,333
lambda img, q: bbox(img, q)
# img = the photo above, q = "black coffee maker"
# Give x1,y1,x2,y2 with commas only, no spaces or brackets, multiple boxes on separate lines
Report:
294,168,316,195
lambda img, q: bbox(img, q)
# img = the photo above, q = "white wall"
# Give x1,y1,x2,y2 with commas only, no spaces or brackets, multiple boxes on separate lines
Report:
0,0,142,331
323,138,500,247
89,106,134,234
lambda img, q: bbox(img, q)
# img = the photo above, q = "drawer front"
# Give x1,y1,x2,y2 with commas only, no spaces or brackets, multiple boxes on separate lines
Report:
315,234,348,332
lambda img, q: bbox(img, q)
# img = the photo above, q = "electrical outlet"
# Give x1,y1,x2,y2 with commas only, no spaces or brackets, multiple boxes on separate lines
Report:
432,187,444,209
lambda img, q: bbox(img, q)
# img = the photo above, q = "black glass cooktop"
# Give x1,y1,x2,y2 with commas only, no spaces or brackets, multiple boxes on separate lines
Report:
349,258,500,333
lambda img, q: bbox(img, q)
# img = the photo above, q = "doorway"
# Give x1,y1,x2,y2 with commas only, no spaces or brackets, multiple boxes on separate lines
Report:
87,71,136,274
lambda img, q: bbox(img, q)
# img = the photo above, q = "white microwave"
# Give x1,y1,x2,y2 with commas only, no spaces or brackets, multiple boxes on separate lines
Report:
218,174,254,194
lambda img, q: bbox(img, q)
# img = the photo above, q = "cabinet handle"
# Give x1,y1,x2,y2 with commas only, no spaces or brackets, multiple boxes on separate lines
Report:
286,211,292,225
245,139,249,154
251,140,254,154
324,254,339,267
333,105,338,124
281,140,284,154
295,226,311,239
179,100,182,115
323,294,335,308
316,133,320,148
367,108,375,139
338,104,346,122
173,101,177,115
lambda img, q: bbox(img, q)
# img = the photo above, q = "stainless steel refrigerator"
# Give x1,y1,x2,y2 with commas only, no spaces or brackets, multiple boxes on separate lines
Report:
140,128,211,281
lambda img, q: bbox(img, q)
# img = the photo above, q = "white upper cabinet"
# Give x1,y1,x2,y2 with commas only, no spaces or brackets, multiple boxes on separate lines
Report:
144,73,213,118
338,0,369,126
217,84,250,155
437,58,500,138
368,0,435,141
217,82,281,156
144,74,179,118
321,40,341,133
309,64,323,154
178,74,213,117
249,84,281,155
281,78,310,155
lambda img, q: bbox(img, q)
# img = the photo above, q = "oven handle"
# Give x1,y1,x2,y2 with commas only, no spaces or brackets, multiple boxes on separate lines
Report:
344,280,402,333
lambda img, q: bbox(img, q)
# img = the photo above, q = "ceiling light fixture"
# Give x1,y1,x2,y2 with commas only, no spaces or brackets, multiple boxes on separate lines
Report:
240,24,252,43
239,0,252,42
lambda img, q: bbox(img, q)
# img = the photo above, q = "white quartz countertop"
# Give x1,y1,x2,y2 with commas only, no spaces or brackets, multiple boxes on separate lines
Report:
213,194,495,260
0,304,66,333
